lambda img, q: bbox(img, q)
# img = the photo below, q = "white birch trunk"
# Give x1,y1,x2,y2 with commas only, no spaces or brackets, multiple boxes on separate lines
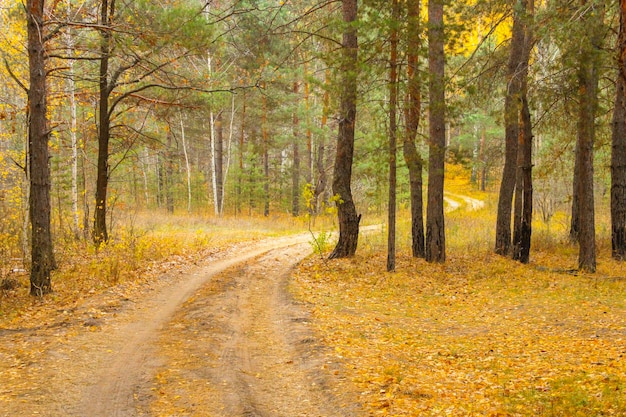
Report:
180,116,192,212
222,93,236,213
66,0,80,238
140,147,150,208
208,55,219,215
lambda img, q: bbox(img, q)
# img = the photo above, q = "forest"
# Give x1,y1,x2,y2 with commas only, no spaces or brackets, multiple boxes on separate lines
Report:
0,0,625,416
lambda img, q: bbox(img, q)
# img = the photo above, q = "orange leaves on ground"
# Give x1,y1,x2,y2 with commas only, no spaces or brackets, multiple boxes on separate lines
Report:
292,251,626,416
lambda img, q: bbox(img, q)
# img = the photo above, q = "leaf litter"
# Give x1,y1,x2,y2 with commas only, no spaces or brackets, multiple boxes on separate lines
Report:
291,251,626,416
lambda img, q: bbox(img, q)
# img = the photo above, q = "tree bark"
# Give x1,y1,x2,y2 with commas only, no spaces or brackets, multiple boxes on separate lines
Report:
575,0,602,272
425,0,446,263
65,0,80,239
387,0,399,272
512,0,533,264
292,81,301,217
329,0,360,259
237,92,246,215
180,116,192,212
27,0,56,295
612,0,626,260
215,110,224,216
512,96,533,263
313,68,331,214
576,5,600,272
403,0,425,258
262,91,270,217
495,0,526,256
165,132,174,214
93,0,115,246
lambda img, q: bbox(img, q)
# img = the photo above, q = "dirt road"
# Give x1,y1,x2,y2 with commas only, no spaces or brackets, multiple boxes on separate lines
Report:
1,235,358,416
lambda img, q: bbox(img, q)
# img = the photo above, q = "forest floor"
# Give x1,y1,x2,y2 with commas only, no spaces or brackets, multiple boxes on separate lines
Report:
0,190,625,416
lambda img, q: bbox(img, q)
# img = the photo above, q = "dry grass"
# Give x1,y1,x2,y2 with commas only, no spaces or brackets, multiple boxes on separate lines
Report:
0,212,309,325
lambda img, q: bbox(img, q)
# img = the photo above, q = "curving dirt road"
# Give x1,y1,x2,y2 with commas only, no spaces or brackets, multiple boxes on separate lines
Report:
1,234,358,417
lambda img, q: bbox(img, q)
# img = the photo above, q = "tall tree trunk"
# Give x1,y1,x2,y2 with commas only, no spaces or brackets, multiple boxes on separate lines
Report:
65,0,80,240
495,0,526,256
209,107,217,214
512,0,533,264
387,0,399,272
237,93,246,215
292,82,301,217
570,138,581,243
512,96,533,263
313,68,331,214
180,116,192,212
329,0,360,259
165,132,174,214
425,0,446,263
479,126,487,191
612,0,626,260
403,0,425,258
223,94,235,213
576,0,601,272
140,147,150,208
93,0,114,246
215,110,224,216
304,63,313,186
262,92,270,217
27,0,56,295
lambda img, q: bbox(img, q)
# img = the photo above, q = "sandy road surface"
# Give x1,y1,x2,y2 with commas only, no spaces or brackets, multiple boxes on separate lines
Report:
146,244,359,416
1,233,357,416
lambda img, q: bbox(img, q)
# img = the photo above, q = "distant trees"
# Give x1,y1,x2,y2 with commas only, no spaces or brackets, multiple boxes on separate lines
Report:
6,0,626,292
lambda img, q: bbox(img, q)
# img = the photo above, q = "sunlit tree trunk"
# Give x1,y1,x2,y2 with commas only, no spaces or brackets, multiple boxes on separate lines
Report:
27,0,56,295
237,92,246,215
65,0,80,239
329,0,360,259
223,94,235,213
180,116,192,212
403,0,425,258
425,0,446,263
215,110,224,216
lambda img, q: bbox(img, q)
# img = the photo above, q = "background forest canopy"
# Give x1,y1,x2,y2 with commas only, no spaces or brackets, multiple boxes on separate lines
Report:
0,0,622,284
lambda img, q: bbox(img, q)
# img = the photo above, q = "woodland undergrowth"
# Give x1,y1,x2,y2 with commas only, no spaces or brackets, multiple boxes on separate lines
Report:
0,212,306,325
292,185,626,416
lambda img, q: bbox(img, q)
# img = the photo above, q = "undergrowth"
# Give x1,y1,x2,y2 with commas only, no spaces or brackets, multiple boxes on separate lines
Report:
0,212,308,323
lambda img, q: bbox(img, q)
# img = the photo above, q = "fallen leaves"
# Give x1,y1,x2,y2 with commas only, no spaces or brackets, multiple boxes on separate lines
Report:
292,250,626,416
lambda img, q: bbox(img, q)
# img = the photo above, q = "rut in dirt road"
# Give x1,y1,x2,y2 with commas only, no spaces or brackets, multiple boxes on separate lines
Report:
148,243,359,417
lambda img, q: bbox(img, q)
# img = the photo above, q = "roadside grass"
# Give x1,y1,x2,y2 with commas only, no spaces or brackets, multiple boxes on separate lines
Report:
0,212,308,324
292,191,626,416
